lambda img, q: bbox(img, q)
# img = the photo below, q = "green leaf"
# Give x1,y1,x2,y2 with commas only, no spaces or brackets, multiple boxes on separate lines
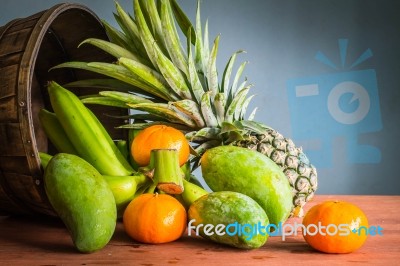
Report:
80,95,128,108
200,92,218,127
186,127,221,142
248,107,258,121
231,61,248,97
51,61,169,101
134,0,160,70
127,102,197,127
101,19,131,49
235,120,267,135
170,0,196,45
221,50,245,95
160,0,188,75
170,99,205,128
139,0,168,54
79,38,149,65
187,28,205,104
135,0,192,100
118,57,178,101
99,91,153,104
225,87,250,123
207,35,220,98
118,121,192,131
214,93,225,126
239,94,255,120
115,1,147,56
64,78,135,92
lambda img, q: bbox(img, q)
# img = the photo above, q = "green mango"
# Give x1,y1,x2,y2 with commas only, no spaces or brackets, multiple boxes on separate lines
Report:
188,191,269,249
44,153,117,253
201,146,293,227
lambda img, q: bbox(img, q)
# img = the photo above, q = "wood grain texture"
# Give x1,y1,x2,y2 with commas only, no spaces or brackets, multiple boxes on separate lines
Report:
0,195,399,265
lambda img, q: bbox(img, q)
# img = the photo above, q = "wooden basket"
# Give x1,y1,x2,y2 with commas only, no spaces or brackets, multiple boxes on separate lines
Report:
0,3,125,216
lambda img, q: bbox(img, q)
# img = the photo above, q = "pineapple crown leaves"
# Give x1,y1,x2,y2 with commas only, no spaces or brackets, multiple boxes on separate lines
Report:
52,0,258,134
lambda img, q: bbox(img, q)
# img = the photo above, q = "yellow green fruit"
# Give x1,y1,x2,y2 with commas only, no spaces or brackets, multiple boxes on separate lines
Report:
201,146,293,226
44,153,116,253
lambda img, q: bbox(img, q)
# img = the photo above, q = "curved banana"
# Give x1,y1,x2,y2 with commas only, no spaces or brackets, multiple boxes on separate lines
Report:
39,109,79,155
47,81,133,176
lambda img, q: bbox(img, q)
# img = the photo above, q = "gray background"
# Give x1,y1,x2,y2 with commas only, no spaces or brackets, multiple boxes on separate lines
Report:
1,0,399,195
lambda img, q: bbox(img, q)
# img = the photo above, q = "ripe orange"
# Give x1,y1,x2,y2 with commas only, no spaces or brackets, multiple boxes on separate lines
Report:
123,193,187,244
302,200,369,253
131,125,190,167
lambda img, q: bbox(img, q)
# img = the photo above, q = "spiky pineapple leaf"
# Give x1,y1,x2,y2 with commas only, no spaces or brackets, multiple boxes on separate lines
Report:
221,50,245,95
139,0,169,54
51,61,169,101
115,1,147,56
79,38,149,64
200,91,218,127
99,91,153,104
193,139,221,156
234,85,253,120
231,61,248,98
239,94,255,120
135,0,192,100
202,19,210,78
248,107,258,121
64,78,134,92
160,0,188,75
225,86,250,123
186,127,221,142
118,57,178,101
194,0,205,76
214,93,225,126
127,102,197,127
81,95,129,108
170,0,196,44
187,28,205,104
170,100,205,128
207,35,220,97
234,120,266,135
118,121,192,131
101,19,131,49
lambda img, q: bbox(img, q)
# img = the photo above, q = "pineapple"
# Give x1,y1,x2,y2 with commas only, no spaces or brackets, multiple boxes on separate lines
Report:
54,0,317,216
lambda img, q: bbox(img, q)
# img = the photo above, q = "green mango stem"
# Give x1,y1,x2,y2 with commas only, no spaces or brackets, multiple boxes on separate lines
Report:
181,179,208,207
150,149,184,194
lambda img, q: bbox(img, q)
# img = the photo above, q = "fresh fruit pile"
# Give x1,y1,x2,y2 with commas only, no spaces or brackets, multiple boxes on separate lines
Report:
54,0,318,216
40,81,293,252
37,0,369,255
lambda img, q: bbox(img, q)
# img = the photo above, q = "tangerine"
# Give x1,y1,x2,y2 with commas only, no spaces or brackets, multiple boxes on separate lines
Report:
302,200,369,253
131,125,190,166
123,193,187,244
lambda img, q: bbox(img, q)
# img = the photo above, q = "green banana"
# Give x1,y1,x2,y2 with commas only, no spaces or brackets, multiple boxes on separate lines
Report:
47,81,133,176
39,109,79,155
103,174,149,217
39,152,52,169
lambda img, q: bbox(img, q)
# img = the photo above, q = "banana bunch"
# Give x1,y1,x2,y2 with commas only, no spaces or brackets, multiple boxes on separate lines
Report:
40,81,153,215
41,81,134,176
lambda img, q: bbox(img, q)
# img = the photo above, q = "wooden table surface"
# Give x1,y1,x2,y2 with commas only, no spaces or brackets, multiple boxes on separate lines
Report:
0,195,399,265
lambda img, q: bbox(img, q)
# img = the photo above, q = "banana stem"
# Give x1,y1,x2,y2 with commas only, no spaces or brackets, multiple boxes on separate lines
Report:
150,149,184,194
181,179,208,207
39,152,53,170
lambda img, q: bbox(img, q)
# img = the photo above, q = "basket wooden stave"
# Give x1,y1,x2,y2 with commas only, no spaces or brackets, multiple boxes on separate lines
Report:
0,3,125,216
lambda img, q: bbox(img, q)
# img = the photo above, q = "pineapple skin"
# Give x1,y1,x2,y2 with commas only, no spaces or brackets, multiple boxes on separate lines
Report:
231,128,318,217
